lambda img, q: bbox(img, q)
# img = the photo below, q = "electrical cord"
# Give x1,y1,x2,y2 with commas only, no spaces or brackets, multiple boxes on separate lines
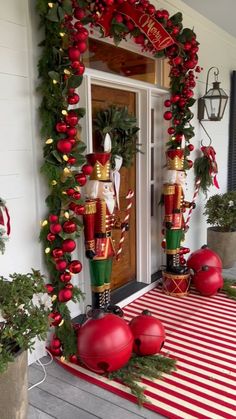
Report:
28,348,53,391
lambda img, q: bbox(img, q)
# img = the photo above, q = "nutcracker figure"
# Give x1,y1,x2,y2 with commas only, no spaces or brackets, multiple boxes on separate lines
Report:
83,152,126,310
162,149,195,295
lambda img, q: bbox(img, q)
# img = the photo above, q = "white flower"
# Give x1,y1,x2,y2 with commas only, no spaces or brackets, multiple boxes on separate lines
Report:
33,293,52,311
228,200,234,207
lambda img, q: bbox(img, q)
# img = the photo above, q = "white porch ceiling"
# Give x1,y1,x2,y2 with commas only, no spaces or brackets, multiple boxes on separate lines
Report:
181,0,236,39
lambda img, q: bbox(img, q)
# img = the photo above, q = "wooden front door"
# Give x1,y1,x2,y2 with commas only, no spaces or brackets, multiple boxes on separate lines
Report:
91,84,136,290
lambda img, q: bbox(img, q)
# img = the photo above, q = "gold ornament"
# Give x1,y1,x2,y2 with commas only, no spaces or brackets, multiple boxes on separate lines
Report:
51,294,57,302
41,220,48,227
61,110,68,116
64,212,70,219
46,138,53,144
51,180,57,186
63,155,69,161
52,79,58,85
64,69,71,75
45,247,51,254
59,32,65,37
58,319,64,327
48,2,54,7
60,356,66,363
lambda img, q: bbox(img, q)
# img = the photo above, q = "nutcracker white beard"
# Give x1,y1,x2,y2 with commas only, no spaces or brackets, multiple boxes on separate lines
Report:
103,191,115,214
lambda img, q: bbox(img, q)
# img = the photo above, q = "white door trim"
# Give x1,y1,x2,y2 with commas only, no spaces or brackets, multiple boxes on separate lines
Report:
79,68,168,299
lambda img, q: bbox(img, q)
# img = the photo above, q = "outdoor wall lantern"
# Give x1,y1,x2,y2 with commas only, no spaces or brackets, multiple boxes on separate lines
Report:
198,67,229,121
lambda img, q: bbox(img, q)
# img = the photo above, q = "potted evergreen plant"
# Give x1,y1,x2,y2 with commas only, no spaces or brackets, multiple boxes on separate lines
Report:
204,191,236,268
0,270,51,419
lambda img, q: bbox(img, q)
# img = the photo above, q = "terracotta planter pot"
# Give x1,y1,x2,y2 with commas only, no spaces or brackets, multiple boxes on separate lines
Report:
207,227,236,268
0,350,28,419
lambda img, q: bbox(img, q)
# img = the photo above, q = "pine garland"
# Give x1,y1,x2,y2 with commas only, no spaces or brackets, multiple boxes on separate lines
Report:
222,279,236,301
36,0,200,361
109,354,176,405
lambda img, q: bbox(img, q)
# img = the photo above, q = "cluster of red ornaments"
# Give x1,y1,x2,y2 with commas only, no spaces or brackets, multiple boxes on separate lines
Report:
50,310,166,369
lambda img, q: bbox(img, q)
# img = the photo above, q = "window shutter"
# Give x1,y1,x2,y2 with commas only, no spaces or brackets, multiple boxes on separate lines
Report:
228,71,236,191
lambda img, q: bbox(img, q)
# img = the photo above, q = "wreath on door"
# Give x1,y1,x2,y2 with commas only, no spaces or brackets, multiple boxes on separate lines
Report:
36,0,200,385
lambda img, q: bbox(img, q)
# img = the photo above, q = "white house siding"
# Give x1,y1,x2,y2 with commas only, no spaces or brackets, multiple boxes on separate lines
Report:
0,0,236,362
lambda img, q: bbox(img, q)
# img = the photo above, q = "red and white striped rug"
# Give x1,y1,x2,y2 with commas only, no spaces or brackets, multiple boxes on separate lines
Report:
57,288,236,419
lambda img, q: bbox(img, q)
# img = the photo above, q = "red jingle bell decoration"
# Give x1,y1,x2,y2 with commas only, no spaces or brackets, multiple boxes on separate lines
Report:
77,312,133,373
69,260,82,274
65,111,79,127
63,220,77,234
58,288,73,302
129,310,166,355
49,214,58,223
187,245,222,273
62,239,76,253
82,164,93,176
50,347,62,356
69,354,78,364
164,111,173,120
66,127,77,137
51,337,61,349
47,233,56,242
192,266,223,296
68,47,80,62
55,121,67,133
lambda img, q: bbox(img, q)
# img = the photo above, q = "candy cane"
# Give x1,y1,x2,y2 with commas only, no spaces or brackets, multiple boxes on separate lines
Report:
184,178,201,230
116,190,134,261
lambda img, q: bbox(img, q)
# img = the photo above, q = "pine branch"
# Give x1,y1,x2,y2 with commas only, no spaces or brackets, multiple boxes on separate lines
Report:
223,279,236,301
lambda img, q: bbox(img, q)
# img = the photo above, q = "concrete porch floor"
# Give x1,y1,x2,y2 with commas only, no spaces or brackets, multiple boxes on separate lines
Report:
28,265,236,419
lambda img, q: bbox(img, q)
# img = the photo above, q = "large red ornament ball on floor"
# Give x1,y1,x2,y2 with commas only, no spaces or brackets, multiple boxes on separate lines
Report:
187,245,222,272
77,312,133,373
129,310,166,356
192,266,223,296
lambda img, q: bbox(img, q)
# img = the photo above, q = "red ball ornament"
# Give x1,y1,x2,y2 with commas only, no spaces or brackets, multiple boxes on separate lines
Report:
187,159,193,168
67,94,80,105
69,354,78,364
45,284,54,294
129,310,166,355
74,7,85,20
51,337,61,349
58,288,73,302
47,233,56,242
68,157,76,165
76,41,87,53
167,127,175,135
164,111,173,120
187,245,222,273
192,266,223,296
69,260,82,274
49,215,58,223
77,312,133,373
62,239,76,253
50,223,62,235
68,47,80,62
66,127,77,136
188,144,194,151
82,164,93,176
57,139,72,154
75,62,85,75
73,191,81,200
66,188,75,197
171,94,180,103
74,205,85,215
50,347,62,356
75,28,89,42
49,312,62,326
75,173,87,186
60,272,72,283
63,220,77,234
65,111,79,127
55,260,67,271
164,99,171,107
55,122,67,133
52,248,64,259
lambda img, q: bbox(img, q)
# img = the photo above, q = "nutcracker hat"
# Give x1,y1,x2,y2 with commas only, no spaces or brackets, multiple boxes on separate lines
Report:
86,152,111,181
166,148,184,171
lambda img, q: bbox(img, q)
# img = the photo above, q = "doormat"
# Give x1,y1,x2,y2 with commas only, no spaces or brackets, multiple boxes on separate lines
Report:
56,288,236,419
